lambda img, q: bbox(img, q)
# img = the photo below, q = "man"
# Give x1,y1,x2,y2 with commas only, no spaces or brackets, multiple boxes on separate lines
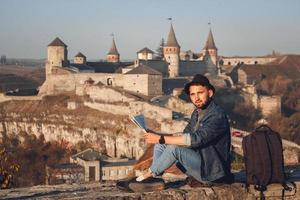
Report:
136,74,232,184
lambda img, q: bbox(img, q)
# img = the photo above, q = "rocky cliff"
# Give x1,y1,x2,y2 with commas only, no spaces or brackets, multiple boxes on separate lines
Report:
0,94,185,159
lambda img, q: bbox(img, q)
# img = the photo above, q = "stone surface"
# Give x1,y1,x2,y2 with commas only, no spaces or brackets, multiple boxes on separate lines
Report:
0,179,300,200
2,167,300,200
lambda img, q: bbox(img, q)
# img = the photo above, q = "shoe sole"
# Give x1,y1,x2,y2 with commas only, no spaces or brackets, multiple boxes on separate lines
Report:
129,182,165,192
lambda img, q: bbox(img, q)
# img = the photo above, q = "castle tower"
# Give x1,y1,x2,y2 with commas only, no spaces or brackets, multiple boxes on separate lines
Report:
163,24,180,77
46,37,69,78
201,28,218,66
74,52,86,64
107,38,120,63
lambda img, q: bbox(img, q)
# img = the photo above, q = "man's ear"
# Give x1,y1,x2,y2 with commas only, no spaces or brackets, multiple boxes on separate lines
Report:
208,89,214,98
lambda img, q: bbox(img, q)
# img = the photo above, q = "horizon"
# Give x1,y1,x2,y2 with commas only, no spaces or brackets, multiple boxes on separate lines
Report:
0,0,299,60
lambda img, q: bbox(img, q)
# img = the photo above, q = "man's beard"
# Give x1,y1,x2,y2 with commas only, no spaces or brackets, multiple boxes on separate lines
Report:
197,97,212,110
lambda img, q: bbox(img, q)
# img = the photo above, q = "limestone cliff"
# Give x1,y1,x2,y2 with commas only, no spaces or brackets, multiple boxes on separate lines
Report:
0,95,186,159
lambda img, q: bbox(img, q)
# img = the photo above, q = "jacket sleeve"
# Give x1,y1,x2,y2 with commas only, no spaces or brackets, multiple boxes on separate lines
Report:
189,112,229,148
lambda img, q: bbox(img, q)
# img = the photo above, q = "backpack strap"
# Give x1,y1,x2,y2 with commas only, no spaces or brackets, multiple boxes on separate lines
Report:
252,133,272,200
255,133,272,186
281,182,296,200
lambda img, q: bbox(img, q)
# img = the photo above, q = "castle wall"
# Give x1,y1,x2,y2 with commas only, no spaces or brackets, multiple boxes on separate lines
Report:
222,57,276,66
47,46,67,68
241,85,259,109
123,74,149,96
164,47,180,77
0,93,43,103
237,68,248,85
39,73,124,96
148,75,162,96
201,49,218,66
84,101,172,122
86,86,136,103
259,95,281,117
40,69,163,98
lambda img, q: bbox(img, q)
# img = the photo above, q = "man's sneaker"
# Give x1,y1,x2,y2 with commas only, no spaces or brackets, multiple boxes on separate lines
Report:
129,177,165,192
186,175,234,188
116,177,136,192
185,176,213,188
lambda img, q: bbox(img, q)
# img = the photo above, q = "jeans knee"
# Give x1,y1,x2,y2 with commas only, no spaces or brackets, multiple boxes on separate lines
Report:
166,145,179,153
154,144,166,151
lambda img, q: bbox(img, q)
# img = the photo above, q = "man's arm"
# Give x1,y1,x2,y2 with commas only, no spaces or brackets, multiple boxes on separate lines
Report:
144,130,191,146
144,132,186,145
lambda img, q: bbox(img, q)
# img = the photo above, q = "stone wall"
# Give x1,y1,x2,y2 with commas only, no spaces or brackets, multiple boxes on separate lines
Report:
147,75,162,96
0,93,43,103
39,72,124,96
123,74,149,96
84,101,173,122
102,165,134,181
86,86,136,103
259,95,281,117
39,71,162,98
237,68,248,85
222,56,277,66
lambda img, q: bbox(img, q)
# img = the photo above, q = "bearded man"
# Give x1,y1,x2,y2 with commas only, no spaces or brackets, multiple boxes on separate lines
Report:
136,74,232,185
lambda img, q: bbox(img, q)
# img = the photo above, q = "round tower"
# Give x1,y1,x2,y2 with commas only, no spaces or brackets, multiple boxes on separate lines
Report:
74,52,86,64
46,37,68,77
163,24,180,77
107,38,120,63
201,28,218,66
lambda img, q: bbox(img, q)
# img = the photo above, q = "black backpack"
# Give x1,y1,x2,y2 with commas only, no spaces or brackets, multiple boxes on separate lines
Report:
242,125,293,199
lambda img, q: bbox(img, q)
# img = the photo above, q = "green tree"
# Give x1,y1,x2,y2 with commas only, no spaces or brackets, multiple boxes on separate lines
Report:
155,38,164,60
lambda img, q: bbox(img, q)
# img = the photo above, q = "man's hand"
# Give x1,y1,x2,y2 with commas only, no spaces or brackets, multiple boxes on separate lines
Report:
144,132,160,144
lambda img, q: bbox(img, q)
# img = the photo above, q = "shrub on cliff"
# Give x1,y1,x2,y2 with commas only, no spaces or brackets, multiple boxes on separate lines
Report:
0,132,72,188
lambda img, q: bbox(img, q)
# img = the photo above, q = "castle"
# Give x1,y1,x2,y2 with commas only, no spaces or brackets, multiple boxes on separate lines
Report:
39,23,223,97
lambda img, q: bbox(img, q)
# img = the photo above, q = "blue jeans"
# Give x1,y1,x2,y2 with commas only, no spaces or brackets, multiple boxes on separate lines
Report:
149,144,203,182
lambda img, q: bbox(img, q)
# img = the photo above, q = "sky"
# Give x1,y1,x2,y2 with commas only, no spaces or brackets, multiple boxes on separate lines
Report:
0,0,299,60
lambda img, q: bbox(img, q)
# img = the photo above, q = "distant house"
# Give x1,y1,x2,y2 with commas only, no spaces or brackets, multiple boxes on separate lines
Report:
235,55,300,86
70,148,136,182
237,64,279,85
124,64,163,97
137,47,154,60
46,163,84,185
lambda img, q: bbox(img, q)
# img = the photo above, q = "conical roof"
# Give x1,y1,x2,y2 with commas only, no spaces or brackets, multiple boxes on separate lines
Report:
137,47,154,54
48,37,67,47
203,29,217,50
107,38,119,55
165,24,180,48
75,52,86,58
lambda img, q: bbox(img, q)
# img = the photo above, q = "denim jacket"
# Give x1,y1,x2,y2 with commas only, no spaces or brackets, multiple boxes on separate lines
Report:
183,100,231,181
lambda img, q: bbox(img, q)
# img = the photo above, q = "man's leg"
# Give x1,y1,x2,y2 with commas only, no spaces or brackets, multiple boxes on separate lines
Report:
152,144,167,169
136,144,167,181
150,145,203,181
